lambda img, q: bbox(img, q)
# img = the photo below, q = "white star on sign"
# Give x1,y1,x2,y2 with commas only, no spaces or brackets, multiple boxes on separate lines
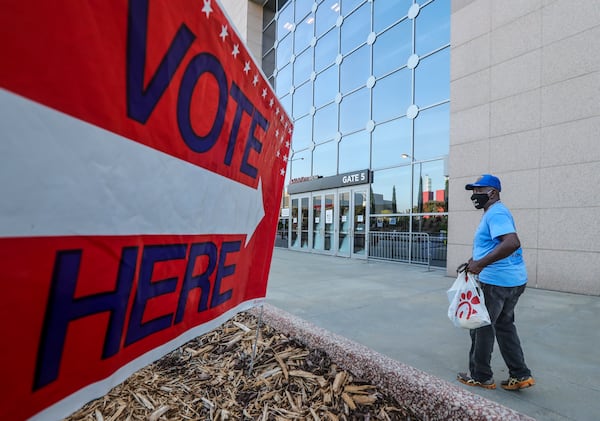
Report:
285,140,290,148
252,74,259,86
283,154,288,162
202,0,213,18
276,150,281,158
280,168,285,176
262,88,267,98
243,61,251,74
275,107,280,115
269,98,274,107
232,44,240,58
219,25,228,41
275,129,279,138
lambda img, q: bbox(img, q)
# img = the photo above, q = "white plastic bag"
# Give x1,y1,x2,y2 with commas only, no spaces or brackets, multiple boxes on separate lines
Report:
447,270,491,329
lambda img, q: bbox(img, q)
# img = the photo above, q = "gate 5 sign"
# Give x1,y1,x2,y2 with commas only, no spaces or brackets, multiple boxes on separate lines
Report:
0,1,292,419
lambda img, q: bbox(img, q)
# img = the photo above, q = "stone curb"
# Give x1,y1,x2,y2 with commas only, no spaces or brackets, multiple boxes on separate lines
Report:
251,303,535,421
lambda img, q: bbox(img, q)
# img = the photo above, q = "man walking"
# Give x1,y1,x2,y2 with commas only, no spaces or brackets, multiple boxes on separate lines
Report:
457,174,535,390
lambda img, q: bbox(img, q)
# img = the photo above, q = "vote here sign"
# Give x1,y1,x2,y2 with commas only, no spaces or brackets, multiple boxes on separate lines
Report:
0,1,292,419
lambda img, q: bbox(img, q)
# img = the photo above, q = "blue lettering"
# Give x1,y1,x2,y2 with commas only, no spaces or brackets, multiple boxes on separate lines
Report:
211,241,241,307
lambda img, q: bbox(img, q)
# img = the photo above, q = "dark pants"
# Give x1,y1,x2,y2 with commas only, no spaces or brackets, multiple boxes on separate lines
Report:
469,283,531,381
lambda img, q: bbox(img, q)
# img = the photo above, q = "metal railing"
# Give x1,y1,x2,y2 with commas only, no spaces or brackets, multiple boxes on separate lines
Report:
368,232,448,269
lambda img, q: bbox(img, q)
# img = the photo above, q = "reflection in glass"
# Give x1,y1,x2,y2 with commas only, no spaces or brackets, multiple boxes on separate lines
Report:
313,140,338,177
279,93,292,117
289,149,311,179
295,1,312,22
313,102,338,143
291,115,312,150
314,65,338,107
416,0,451,56
316,0,339,38
339,88,369,134
340,2,370,55
263,49,275,79
276,33,293,69
415,48,449,107
338,192,350,255
293,81,312,118
313,195,324,250
374,0,410,32
276,64,292,96
371,166,411,214
340,45,369,94
412,159,448,214
413,103,449,161
294,14,314,53
277,3,294,39
263,21,275,56
339,131,369,173
353,190,367,255
315,28,338,72
372,70,411,122
294,49,312,86
373,20,411,77
371,118,411,169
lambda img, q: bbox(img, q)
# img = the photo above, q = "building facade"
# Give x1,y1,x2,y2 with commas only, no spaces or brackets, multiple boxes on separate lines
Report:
222,0,600,295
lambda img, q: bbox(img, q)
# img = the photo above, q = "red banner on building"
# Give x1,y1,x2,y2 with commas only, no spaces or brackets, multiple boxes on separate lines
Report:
0,1,292,419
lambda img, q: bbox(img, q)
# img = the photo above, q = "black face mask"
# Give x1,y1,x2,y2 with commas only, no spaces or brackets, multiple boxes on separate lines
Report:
470,191,491,209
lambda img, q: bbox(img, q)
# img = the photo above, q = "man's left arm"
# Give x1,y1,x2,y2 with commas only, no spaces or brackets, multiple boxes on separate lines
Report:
467,233,521,274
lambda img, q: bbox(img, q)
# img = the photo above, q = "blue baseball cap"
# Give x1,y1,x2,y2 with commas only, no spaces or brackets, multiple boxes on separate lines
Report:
465,174,502,192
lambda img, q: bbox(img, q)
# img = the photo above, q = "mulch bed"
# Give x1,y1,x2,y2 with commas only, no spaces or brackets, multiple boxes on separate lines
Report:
65,312,421,420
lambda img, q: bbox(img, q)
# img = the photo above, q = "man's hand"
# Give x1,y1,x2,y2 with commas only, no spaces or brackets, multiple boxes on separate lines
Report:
466,257,484,274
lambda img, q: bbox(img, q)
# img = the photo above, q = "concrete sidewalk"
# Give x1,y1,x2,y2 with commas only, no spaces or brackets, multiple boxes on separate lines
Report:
266,248,600,421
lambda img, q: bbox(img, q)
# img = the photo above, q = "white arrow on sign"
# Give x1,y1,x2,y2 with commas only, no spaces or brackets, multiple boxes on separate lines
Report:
0,89,264,245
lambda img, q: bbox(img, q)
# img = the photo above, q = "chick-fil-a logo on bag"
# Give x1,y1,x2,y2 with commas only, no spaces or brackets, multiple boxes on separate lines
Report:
0,1,292,419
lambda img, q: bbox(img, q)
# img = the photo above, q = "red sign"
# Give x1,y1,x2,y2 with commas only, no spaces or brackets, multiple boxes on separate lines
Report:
0,1,292,419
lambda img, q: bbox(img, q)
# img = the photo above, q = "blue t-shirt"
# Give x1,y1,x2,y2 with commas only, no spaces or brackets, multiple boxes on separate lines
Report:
473,202,527,287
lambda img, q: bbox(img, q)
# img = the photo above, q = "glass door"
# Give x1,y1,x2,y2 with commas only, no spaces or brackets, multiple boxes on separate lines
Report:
290,195,310,249
352,189,367,258
312,194,324,251
338,191,351,256
324,192,335,252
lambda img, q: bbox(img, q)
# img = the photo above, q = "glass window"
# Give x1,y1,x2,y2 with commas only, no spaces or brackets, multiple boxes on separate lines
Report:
291,114,313,151
288,149,311,178
372,69,411,122
263,21,276,56
292,81,312,118
295,1,313,22
340,2,370,55
276,63,292,97
293,48,312,86
314,65,338,108
371,117,411,169
369,215,410,233
413,103,449,161
339,88,369,134
373,19,412,77
413,159,448,214
277,34,293,69
314,28,338,72
263,49,275,79
277,3,294,39
415,48,449,107
313,140,338,177
371,166,412,214
342,0,364,15
415,0,451,56
263,1,276,29
374,0,411,32
295,14,315,53
340,44,369,94
279,93,292,117
339,130,369,173
316,0,339,38
313,102,338,143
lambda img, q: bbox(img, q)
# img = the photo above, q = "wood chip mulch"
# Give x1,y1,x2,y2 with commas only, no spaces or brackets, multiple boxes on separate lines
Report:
66,312,420,421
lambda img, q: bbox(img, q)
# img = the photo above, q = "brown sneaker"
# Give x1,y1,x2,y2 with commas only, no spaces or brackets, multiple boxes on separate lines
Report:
501,376,535,390
457,372,496,389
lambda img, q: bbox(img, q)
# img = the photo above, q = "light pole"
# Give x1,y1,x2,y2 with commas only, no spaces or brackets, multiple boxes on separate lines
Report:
401,154,423,214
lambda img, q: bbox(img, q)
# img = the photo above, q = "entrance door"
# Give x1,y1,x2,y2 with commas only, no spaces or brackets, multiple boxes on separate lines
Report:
337,191,351,256
311,191,335,254
290,195,310,249
352,189,367,258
